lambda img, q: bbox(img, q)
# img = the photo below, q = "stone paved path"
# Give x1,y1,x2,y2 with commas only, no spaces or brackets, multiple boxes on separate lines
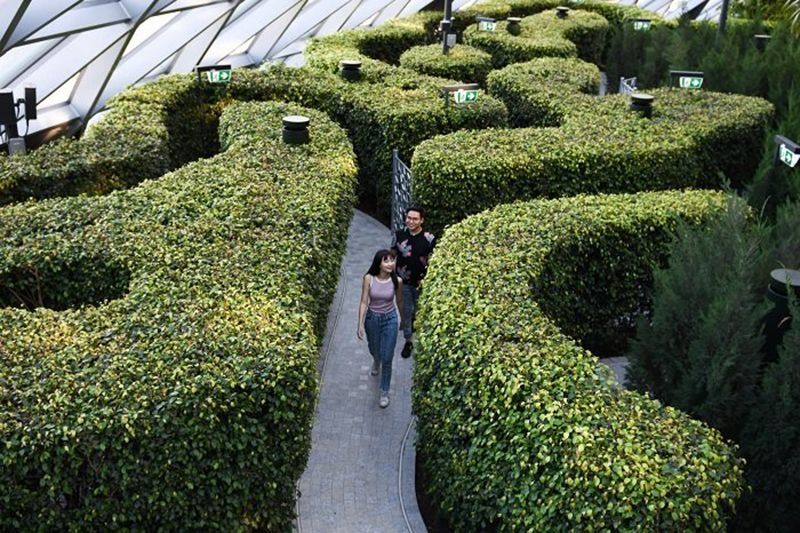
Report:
296,210,426,533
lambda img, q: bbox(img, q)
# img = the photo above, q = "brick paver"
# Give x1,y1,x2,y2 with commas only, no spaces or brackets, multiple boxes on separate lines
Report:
297,210,426,533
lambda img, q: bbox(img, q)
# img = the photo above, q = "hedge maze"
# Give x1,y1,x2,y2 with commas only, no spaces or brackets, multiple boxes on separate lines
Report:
0,0,774,529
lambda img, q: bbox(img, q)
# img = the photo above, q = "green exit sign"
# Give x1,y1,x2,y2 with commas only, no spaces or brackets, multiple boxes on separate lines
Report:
633,20,651,31
453,89,479,104
206,68,232,83
679,76,703,89
478,20,496,31
779,143,800,168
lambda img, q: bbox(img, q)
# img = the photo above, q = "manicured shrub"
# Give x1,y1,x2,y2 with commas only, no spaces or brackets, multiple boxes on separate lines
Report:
0,95,358,529
464,18,578,68
305,16,429,65
399,44,494,85
413,59,773,235
305,34,509,219
487,56,601,126
413,190,744,531
464,8,609,67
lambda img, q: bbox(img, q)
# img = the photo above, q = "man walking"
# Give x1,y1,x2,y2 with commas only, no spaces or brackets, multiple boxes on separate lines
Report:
392,206,435,358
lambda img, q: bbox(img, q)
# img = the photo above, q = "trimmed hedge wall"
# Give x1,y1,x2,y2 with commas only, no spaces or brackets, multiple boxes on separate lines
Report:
399,44,494,85
306,31,508,218
413,190,745,531
413,57,773,235
487,56,601,126
0,74,218,206
464,7,609,67
0,87,357,528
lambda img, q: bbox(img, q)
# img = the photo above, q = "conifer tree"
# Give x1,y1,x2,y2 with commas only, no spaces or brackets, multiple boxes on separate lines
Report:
737,299,800,532
626,196,773,439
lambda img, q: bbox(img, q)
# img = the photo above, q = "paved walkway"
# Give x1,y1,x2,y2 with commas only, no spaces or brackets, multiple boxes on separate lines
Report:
296,210,426,533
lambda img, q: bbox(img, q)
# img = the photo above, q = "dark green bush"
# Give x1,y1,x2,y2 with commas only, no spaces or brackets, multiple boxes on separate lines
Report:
738,297,800,532
626,197,773,438
414,70,773,234
465,18,577,67
305,34,508,219
399,44,494,85
413,190,744,531
0,95,358,529
487,56,601,126
625,198,800,531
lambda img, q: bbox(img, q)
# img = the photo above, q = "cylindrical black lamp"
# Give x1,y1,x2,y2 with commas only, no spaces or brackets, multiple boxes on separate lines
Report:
753,34,771,52
506,17,521,36
763,268,800,362
629,93,654,118
282,115,310,145
556,7,570,18
340,60,362,81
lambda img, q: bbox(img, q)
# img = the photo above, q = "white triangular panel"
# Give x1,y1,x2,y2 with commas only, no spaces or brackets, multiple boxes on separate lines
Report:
0,0,464,140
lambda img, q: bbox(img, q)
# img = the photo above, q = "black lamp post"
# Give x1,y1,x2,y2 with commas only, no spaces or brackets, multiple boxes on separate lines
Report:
1,85,37,156
763,268,800,362
441,0,454,55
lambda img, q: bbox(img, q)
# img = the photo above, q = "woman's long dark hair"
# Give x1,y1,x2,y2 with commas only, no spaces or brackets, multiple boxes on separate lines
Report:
366,249,398,290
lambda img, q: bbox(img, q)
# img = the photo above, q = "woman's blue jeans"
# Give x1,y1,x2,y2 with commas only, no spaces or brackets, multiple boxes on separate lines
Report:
364,309,398,393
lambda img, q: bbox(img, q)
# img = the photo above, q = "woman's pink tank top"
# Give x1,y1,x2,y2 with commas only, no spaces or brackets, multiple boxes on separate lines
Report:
368,276,395,313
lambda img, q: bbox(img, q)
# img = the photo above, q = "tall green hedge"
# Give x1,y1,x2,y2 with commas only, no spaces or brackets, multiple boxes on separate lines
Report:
413,190,744,531
0,89,357,528
306,29,508,218
413,56,773,235
399,44,494,85
0,74,217,206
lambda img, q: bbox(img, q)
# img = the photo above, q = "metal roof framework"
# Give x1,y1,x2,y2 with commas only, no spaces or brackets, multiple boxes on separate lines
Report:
0,0,723,141
0,0,442,140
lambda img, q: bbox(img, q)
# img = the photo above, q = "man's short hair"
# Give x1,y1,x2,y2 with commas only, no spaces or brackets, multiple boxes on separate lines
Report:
406,206,425,218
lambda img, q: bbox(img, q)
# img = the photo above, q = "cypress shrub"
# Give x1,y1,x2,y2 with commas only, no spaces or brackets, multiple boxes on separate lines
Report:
738,298,800,532
626,197,773,439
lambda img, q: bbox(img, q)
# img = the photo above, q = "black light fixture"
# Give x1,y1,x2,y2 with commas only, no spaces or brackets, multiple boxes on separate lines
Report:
753,34,771,52
340,60,362,81
556,7,570,18
0,90,16,138
1,85,37,155
282,115,310,145
506,17,522,36
441,0,455,55
629,93,654,118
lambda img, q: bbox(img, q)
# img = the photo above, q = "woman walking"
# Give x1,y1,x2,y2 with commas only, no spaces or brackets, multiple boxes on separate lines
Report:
357,249,404,408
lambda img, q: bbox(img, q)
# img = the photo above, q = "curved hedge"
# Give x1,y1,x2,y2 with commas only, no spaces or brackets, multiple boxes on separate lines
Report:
306,30,508,218
464,9,610,67
0,88,357,528
413,189,745,531
0,75,219,206
413,57,773,235
487,56,601,126
399,44,494,85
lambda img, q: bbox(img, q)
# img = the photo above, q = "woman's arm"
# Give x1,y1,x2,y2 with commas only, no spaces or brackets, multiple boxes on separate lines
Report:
396,278,405,332
357,275,370,339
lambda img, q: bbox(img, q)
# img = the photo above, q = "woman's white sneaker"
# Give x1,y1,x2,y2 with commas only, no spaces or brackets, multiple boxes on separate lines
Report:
379,394,390,408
